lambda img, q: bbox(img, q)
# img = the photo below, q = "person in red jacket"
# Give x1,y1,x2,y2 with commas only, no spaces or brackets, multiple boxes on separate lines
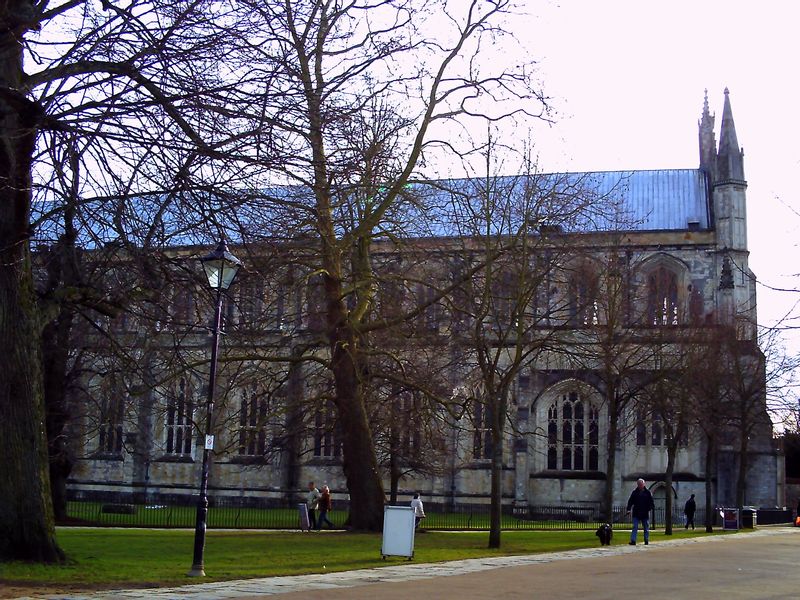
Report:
316,485,334,530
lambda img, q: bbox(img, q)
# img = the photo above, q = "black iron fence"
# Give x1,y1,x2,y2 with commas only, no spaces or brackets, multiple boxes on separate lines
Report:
62,499,794,531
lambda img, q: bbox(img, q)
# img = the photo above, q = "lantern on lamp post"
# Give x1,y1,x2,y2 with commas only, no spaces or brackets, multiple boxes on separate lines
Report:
188,238,242,577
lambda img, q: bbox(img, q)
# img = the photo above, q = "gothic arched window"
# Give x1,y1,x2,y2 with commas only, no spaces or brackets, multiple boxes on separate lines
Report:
98,375,125,456
647,266,679,325
239,383,270,457
546,391,600,471
166,377,193,456
568,268,598,326
473,401,493,460
313,400,342,458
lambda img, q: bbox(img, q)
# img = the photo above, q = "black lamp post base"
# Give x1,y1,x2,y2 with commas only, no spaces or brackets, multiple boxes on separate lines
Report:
187,564,206,577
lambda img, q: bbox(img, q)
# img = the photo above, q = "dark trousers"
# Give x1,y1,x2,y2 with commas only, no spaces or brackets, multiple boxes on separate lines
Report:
307,508,317,529
685,513,695,529
317,509,333,529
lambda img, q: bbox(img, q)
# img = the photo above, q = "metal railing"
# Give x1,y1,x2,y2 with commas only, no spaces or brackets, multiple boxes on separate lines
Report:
63,499,763,531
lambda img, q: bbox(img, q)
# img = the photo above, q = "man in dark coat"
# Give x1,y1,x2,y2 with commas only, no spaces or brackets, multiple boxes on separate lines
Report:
684,493,696,530
626,478,655,545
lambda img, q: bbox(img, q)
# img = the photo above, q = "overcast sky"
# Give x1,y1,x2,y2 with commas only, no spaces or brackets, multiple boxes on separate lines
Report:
507,0,800,347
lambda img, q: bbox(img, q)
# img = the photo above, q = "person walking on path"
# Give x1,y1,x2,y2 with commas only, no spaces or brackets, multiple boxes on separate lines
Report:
684,494,697,530
626,478,655,545
410,493,426,529
316,485,334,530
306,482,321,530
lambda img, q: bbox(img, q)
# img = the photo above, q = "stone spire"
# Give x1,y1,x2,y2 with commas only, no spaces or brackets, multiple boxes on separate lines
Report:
698,88,716,175
716,88,745,182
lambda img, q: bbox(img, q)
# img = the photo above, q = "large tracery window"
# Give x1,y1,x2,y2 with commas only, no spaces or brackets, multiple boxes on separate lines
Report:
547,391,599,471
647,266,679,325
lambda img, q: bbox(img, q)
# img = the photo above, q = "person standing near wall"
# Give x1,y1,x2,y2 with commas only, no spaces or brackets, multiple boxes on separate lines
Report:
626,478,655,545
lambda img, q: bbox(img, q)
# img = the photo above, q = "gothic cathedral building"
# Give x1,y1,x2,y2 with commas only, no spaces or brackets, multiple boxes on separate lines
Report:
65,91,782,514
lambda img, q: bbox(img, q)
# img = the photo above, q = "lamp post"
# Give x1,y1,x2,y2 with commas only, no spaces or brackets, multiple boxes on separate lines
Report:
188,238,242,577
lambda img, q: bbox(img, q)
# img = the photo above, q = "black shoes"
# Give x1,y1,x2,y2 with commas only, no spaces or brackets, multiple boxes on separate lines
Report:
629,541,636,545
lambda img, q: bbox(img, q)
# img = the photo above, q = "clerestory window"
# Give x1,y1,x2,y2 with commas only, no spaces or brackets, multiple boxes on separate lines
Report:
568,269,598,326
646,266,679,325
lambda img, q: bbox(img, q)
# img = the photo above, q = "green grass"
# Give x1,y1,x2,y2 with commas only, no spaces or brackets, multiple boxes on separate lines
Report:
0,527,733,590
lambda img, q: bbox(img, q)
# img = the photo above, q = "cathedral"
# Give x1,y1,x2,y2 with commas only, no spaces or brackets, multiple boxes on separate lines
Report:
65,91,782,516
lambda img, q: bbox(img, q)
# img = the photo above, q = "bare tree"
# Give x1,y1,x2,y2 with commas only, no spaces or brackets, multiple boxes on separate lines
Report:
561,239,658,522
436,140,612,547
2,0,253,559
636,331,695,535
212,0,548,530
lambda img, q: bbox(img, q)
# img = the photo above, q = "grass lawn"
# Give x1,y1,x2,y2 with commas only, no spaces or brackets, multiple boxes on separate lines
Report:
0,526,733,592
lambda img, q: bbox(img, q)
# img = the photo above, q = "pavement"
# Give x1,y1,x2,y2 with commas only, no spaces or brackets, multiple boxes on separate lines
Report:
6,526,800,600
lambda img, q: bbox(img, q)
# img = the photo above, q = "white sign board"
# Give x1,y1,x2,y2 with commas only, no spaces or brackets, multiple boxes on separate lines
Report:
298,503,310,531
204,435,215,450
381,506,416,559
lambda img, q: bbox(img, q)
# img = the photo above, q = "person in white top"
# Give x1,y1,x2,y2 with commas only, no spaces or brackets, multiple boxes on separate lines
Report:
410,492,426,529
306,481,321,529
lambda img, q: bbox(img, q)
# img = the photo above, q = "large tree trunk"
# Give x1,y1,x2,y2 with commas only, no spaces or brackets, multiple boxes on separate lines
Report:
328,313,385,530
0,244,62,561
0,1,63,558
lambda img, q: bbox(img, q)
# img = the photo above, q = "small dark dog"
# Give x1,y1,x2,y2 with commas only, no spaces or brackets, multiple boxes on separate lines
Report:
595,523,613,546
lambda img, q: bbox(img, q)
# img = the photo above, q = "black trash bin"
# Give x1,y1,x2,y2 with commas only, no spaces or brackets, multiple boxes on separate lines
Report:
741,507,757,529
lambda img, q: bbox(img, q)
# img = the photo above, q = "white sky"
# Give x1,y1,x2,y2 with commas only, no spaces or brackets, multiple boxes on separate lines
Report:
510,0,800,347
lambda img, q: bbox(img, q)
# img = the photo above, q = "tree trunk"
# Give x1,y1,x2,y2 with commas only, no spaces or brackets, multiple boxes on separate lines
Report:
389,461,400,505
602,390,619,521
488,394,505,548
736,428,749,508
0,0,63,555
704,433,715,532
43,306,74,522
328,318,385,530
41,275,76,521
389,412,400,505
0,250,63,561
664,444,677,535
283,350,304,503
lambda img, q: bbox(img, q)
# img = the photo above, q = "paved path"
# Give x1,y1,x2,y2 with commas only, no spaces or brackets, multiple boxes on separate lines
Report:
8,527,800,599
